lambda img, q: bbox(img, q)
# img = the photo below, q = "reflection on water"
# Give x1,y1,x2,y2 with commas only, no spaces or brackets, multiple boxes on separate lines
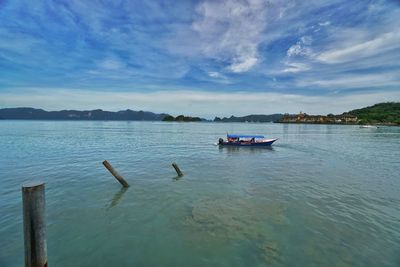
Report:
219,145,274,154
173,175,183,181
107,187,128,210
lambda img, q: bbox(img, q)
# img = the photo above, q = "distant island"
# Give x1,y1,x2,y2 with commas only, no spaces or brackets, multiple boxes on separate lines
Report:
214,114,283,123
0,107,169,121
162,115,203,122
278,102,400,125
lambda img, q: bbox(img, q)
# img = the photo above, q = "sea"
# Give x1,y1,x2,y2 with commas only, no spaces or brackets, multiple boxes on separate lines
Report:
0,121,399,267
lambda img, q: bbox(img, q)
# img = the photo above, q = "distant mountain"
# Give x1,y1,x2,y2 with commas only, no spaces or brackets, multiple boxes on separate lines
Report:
0,107,169,121
214,114,283,123
346,102,400,125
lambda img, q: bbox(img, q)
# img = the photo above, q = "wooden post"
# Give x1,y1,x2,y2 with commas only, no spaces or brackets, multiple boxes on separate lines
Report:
172,162,183,177
22,182,47,267
102,160,130,187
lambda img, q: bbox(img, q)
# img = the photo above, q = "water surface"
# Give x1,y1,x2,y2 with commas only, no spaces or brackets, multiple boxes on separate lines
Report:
0,121,399,266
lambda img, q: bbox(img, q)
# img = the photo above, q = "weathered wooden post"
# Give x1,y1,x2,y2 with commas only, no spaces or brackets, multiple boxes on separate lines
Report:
172,162,183,177
22,182,47,267
102,160,130,187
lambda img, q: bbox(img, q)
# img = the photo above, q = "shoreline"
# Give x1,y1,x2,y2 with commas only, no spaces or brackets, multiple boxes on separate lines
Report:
274,121,399,126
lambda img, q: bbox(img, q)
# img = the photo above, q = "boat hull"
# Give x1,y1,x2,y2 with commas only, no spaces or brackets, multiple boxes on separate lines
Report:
219,139,277,146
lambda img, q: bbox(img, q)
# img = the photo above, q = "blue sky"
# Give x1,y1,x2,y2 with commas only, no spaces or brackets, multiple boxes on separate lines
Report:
0,0,399,117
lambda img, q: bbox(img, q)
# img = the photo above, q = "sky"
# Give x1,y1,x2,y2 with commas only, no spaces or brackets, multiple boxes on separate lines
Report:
0,0,399,118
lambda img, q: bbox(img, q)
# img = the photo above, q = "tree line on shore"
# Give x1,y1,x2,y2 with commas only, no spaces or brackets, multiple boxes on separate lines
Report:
347,102,400,125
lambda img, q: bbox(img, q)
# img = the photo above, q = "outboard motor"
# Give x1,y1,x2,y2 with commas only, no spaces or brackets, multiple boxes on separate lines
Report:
218,138,224,145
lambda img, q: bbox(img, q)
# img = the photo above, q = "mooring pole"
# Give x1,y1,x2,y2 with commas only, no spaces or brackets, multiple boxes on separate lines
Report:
22,182,47,267
102,160,130,187
172,162,183,177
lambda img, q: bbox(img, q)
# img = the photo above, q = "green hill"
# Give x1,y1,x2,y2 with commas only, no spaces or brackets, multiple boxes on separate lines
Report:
347,102,400,125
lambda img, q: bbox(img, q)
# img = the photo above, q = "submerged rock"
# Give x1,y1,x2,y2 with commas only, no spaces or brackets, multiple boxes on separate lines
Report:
183,196,285,239
180,196,287,265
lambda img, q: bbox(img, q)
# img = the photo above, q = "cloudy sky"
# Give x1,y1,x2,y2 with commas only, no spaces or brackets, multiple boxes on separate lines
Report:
0,0,399,117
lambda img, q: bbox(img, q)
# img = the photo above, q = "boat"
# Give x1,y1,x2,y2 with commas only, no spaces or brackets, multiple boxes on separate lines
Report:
218,134,277,146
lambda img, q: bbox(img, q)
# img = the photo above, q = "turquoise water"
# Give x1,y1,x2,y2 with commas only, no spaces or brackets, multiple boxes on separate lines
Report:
0,121,399,267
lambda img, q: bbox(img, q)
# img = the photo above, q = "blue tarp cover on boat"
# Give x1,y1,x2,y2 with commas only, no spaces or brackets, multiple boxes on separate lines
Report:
227,134,264,139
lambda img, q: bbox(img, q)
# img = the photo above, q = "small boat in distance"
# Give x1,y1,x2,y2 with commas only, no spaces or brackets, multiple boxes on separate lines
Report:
218,134,277,146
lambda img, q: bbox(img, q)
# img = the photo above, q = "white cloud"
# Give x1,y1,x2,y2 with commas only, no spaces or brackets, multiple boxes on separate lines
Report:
86,56,137,78
318,21,331,27
207,72,225,79
298,71,400,89
229,57,258,73
208,72,223,78
300,36,312,45
191,0,270,73
85,57,136,80
283,36,313,73
1,88,399,118
317,30,400,64
287,36,313,57
283,62,310,73
207,71,232,84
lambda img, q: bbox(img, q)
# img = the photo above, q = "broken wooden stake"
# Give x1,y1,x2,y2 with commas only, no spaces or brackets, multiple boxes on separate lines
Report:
102,160,130,187
172,162,183,177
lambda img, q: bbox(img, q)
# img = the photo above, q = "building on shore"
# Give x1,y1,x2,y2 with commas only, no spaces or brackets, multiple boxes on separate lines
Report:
279,112,358,124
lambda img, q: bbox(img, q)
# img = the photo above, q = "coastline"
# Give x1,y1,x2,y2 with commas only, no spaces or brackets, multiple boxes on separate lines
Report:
274,121,399,126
